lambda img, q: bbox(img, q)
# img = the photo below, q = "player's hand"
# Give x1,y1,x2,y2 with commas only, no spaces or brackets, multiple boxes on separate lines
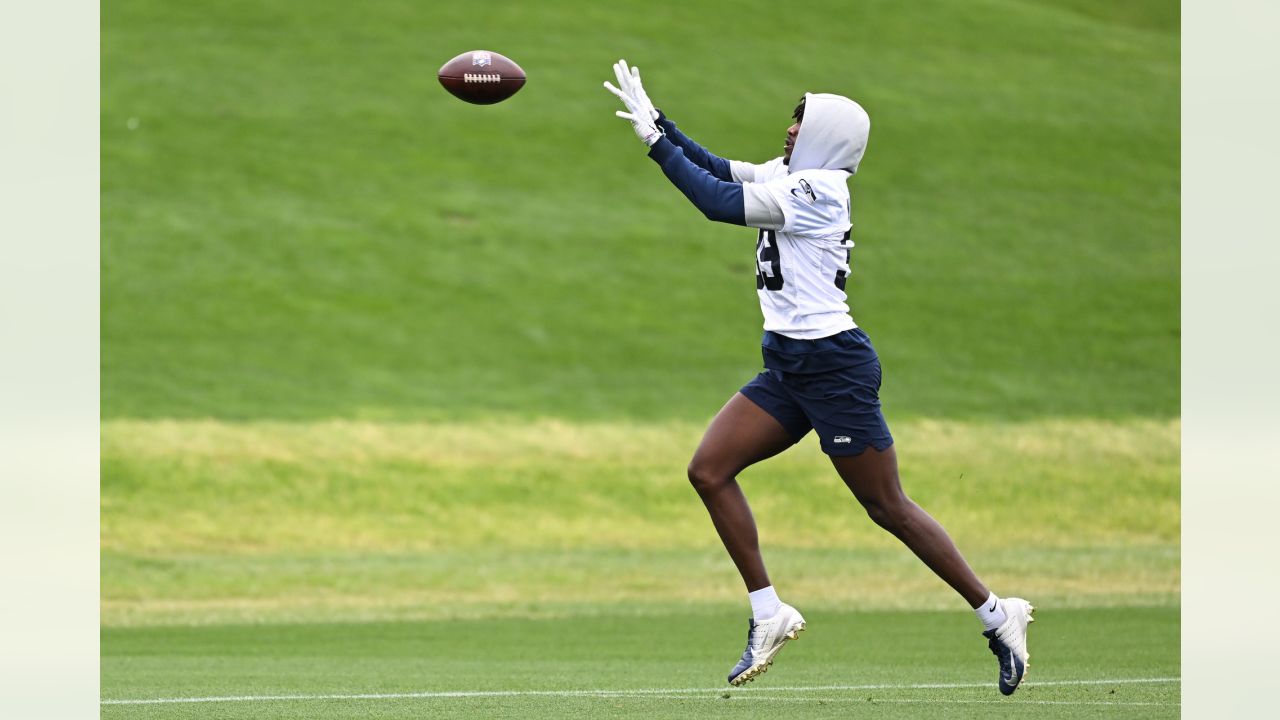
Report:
612,59,659,121
604,69,662,147
620,61,660,121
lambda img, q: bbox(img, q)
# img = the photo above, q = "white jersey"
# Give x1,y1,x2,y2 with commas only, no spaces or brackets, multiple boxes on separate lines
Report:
728,93,871,340
733,158,857,339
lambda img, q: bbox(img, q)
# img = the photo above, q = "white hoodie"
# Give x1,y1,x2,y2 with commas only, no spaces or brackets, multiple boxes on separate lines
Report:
786,93,871,175
730,93,872,338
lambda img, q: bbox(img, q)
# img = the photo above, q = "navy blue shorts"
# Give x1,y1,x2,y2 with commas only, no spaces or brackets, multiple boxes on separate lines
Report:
739,328,894,457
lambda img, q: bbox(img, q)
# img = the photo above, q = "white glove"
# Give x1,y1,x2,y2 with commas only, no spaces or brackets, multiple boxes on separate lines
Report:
616,59,659,121
603,60,663,147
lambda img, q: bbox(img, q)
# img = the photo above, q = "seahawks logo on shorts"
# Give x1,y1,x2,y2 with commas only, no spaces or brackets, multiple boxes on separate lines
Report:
790,179,817,204
833,435,852,444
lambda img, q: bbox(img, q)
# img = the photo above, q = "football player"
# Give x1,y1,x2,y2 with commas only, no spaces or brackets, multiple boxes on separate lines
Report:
605,60,1034,694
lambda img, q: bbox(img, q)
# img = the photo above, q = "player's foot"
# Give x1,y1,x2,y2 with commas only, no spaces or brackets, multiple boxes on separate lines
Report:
984,597,1035,695
727,603,806,686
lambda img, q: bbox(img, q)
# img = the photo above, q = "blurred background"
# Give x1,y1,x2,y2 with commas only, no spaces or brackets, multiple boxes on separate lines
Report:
101,0,1178,711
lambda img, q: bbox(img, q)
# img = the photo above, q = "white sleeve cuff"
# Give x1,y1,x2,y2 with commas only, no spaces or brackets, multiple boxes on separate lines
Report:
743,183,786,230
730,160,758,183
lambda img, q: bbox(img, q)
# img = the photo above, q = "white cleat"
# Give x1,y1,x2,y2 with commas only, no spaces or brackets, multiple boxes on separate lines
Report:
984,597,1035,695
727,603,806,686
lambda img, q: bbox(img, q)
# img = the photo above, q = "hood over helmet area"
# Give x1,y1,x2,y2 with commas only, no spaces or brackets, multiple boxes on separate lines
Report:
788,93,870,175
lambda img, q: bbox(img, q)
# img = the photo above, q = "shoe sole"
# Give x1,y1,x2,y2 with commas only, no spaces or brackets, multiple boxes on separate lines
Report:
728,621,805,686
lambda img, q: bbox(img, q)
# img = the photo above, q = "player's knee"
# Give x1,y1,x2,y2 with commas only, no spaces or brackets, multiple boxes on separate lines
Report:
687,459,728,495
862,498,892,529
862,494,911,532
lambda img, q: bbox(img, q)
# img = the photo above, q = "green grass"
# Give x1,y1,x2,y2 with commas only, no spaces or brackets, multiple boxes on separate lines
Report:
101,607,1179,719
102,0,1179,422
102,418,1177,626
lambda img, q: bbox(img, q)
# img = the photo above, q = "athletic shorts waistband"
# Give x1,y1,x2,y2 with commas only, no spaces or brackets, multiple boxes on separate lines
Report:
761,328,878,375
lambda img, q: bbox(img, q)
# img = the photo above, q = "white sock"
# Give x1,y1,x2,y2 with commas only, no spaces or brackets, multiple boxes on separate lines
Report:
748,586,783,621
974,592,1007,631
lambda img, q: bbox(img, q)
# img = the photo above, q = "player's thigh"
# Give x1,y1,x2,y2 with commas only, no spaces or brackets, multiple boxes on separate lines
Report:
829,444,905,507
690,392,801,480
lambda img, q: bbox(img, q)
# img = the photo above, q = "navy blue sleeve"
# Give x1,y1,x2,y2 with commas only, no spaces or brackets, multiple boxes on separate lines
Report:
655,112,733,182
647,136,746,226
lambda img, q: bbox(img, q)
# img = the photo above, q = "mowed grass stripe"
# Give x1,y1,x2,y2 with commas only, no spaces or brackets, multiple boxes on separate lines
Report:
101,546,1177,627
102,418,1177,625
102,677,1181,705
102,417,1178,553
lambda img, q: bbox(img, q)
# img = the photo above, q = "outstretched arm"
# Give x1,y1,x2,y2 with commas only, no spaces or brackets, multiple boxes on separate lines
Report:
607,59,735,182
647,138,786,229
656,113,770,184
647,136,744,224
655,112,733,182
605,59,784,229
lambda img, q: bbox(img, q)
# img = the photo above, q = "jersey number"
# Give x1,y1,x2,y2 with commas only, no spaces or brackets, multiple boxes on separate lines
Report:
756,229,784,291
757,229,852,292
834,229,851,290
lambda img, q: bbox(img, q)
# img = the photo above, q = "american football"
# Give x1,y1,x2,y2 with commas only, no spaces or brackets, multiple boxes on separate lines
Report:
438,50,526,105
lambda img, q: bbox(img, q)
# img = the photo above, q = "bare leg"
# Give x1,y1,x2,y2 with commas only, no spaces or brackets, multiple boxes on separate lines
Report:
831,444,989,607
688,393,798,592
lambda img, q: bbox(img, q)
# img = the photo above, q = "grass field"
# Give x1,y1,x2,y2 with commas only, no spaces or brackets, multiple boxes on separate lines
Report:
102,0,1179,716
101,417,1179,716
102,0,1178,422
102,608,1179,719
